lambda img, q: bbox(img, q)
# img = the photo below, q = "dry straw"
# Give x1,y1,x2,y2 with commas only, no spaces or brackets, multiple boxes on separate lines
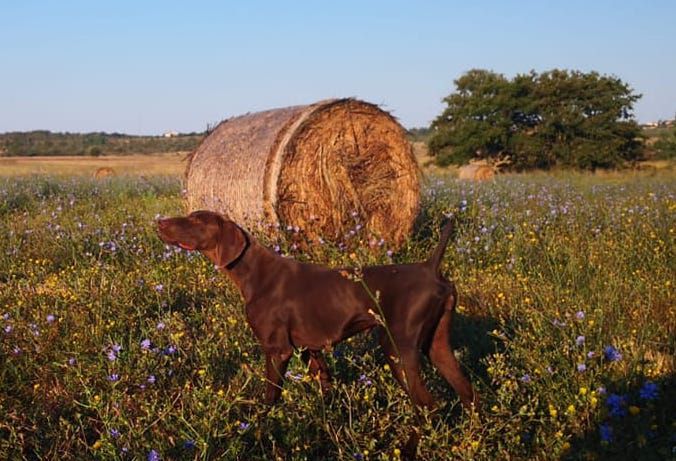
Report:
185,99,420,247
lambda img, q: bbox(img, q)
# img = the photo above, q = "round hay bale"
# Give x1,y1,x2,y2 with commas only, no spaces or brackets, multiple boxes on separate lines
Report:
457,163,495,181
94,167,115,178
185,99,420,247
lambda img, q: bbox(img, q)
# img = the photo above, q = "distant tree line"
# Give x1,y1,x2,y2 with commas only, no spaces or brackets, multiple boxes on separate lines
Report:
428,69,644,170
0,131,204,157
652,124,676,160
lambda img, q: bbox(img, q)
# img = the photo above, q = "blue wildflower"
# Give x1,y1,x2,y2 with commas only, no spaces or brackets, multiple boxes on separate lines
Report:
109,428,120,438
603,345,622,362
599,423,613,442
183,440,196,449
108,374,120,382
163,345,177,355
148,449,160,461
520,374,531,383
239,421,250,431
606,393,626,418
639,381,658,401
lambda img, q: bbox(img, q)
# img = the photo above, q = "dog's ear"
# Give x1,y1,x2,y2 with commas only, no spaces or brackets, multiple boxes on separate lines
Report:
217,220,247,268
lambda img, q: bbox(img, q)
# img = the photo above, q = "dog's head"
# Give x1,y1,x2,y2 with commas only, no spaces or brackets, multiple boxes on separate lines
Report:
156,210,247,267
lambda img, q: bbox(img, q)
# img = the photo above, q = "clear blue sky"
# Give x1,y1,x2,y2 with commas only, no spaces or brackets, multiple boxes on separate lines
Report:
1,1,674,134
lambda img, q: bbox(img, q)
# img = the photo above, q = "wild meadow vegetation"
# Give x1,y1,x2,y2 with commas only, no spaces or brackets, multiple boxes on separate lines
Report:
0,171,674,460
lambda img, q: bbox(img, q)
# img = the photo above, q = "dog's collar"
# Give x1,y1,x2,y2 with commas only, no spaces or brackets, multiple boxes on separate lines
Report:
216,232,251,271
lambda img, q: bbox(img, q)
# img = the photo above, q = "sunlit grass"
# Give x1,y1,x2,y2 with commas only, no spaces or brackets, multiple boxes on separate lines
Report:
0,172,674,460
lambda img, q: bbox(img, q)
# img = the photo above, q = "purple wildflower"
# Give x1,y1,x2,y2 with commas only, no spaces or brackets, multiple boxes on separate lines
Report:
284,371,302,381
520,374,532,383
587,351,596,359
156,321,165,330
153,284,164,293
575,311,585,320
109,428,121,438
4,325,12,334
147,375,156,384
148,449,160,461
239,421,250,431
68,357,77,365
577,363,586,373
358,374,373,386
107,350,117,361
575,335,585,346
140,339,151,350
46,314,56,323
599,423,613,442
163,345,177,355
112,344,122,353
108,374,120,382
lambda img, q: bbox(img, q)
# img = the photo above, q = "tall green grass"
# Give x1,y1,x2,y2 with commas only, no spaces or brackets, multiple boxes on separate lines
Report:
0,173,673,460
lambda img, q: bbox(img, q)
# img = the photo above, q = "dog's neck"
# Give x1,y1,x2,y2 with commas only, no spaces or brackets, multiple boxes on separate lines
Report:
214,237,280,304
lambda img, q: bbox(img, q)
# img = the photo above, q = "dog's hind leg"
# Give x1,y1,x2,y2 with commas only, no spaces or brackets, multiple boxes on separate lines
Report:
380,334,436,409
428,294,478,410
301,350,332,392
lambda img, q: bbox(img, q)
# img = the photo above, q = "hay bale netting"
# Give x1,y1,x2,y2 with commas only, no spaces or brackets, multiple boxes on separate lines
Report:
185,99,420,248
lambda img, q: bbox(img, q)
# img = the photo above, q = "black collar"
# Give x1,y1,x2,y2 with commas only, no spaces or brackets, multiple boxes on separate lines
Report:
223,231,251,270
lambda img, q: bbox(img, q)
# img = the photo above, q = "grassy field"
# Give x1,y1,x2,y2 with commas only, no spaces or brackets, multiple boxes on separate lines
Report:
0,166,674,460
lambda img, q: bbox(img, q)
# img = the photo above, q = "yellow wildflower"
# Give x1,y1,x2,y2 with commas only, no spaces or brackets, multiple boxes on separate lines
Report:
629,405,640,415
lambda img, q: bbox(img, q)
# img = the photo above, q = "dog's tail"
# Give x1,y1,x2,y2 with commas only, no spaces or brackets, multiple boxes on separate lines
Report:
426,219,455,273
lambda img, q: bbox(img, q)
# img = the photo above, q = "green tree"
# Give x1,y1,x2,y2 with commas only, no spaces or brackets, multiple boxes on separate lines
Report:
429,69,643,170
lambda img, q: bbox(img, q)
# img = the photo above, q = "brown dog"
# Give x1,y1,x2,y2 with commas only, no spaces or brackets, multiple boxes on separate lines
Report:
157,211,477,410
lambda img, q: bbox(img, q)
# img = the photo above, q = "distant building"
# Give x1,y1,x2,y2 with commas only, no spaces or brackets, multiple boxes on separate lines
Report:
163,130,179,138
